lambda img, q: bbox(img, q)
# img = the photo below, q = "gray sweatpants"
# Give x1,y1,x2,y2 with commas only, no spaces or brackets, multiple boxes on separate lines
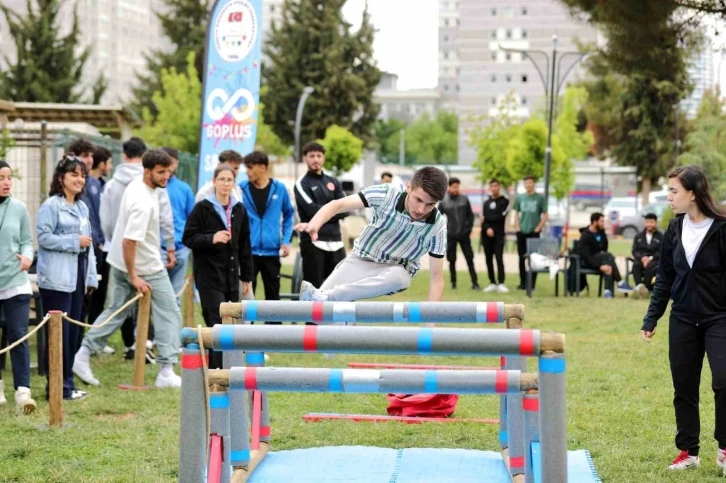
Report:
319,255,412,302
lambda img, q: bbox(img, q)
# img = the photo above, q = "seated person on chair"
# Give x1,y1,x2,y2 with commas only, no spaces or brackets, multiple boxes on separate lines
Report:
294,167,448,302
630,213,662,298
579,212,632,298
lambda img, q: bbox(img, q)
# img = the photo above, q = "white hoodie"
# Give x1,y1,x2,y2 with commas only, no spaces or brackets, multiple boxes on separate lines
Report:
100,162,175,252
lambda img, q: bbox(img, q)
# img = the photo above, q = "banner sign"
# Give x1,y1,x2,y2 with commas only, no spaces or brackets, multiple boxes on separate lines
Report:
197,0,262,189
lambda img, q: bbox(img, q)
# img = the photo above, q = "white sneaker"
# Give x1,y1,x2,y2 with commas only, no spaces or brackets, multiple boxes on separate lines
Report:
717,448,726,475
497,284,510,294
101,345,115,355
0,379,6,405
72,356,100,386
637,283,649,299
299,281,327,302
155,371,182,388
668,450,700,470
264,354,270,363
68,389,88,401
15,387,36,415
483,283,498,293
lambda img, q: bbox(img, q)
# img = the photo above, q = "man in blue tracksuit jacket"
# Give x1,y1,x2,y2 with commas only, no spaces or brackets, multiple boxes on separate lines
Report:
240,151,295,321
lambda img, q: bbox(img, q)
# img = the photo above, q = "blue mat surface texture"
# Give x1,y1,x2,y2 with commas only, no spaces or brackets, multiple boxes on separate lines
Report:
246,446,600,482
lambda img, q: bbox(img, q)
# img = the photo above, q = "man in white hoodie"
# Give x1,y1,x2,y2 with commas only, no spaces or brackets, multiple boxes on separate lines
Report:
98,137,176,361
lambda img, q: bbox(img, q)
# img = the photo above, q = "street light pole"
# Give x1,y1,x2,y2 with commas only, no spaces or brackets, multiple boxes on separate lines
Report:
294,86,315,182
544,36,558,203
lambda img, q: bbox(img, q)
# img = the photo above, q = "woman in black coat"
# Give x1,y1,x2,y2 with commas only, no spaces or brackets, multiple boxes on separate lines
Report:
183,164,253,369
641,165,726,473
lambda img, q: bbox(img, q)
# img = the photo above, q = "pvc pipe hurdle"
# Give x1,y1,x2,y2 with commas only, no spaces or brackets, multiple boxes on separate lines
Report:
179,316,567,483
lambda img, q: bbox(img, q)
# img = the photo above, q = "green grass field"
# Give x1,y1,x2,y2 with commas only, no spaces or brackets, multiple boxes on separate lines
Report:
0,271,722,482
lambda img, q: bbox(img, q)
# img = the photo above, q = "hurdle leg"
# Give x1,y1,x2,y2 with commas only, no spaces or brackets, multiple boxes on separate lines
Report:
505,318,526,482
222,316,251,476
179,344,206,483
539,352,567,483
522,391,540,483
210,385,231,483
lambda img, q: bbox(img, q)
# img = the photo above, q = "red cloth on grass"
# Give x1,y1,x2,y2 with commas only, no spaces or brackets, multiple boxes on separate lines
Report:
386,394,459,418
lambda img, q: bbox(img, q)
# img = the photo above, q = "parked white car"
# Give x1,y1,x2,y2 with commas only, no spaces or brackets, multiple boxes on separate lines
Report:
604,197,641,234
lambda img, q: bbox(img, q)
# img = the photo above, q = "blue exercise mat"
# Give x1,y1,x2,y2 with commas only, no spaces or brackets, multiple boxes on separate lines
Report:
246,446,601,482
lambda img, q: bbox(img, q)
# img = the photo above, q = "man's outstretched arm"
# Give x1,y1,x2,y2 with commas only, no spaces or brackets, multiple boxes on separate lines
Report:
427,256,445,302
294,194,364,241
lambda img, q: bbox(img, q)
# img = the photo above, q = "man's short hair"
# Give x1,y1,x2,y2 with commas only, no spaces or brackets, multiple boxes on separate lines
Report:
245,150,269,167
644,213,658,221
92,147,112,169
302,141,325,156
411,166,448,202
448,177,460,186
142,149,172,170
381,171,393,179
161,147,179,160
218,150,244,165
591,212,604,224
68,138,95,157
523,175,537,182
489,178,501,185
123,137,147,159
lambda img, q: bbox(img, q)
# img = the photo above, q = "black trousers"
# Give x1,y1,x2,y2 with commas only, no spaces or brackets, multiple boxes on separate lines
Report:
446,235,478,286
669,317,726,453
482,232,505,285
87,254,109,328
252,256,281,325
632,260,658,290
589,252,621,292
198,287,238,370
300,239,346,288
0,294,31,389
517,232,540,288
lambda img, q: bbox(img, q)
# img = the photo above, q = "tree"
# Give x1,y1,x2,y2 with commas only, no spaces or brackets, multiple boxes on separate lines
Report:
373,118,407,164
382,112,458,165
0,0,106,103
262,0,381,147
256,88,291,157
0,129,16,159
131,0,209,118
320,125,363,176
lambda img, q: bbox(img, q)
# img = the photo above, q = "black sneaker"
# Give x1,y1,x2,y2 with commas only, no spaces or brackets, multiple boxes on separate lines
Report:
145,347,156,365
65,389,87,401
451,283,457,289
472,283,481,290
516,284,526,290
124,347,155,365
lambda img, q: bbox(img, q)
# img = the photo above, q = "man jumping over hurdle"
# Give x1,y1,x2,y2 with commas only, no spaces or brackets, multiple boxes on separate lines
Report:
294,166,448,302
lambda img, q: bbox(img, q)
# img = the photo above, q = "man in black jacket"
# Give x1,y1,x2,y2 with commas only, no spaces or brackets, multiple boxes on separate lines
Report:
439,177,479,290
481,178,510,293
294,142,348,288
579,212,631,298
631,213,663,298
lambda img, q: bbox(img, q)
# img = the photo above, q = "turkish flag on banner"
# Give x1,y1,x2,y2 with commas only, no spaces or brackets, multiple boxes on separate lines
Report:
229,11,243,22
386,393,459,418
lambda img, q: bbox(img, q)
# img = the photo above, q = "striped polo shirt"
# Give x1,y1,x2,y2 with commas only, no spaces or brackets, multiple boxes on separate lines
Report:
353,184,447,276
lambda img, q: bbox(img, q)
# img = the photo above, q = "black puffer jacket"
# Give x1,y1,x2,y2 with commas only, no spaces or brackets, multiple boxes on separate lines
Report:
642,215,726,331
439,194,474,240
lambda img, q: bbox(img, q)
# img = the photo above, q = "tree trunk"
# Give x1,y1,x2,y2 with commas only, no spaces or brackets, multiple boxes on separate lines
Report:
641,177,652,207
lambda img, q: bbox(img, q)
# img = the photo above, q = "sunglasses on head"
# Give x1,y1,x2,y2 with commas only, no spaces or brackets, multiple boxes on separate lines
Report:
57,155,85,169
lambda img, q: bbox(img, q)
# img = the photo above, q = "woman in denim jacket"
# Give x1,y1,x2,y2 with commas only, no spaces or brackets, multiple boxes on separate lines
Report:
36,156,98,400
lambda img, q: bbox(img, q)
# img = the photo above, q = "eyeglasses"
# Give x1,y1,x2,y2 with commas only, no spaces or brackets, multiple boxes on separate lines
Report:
215,178,236,184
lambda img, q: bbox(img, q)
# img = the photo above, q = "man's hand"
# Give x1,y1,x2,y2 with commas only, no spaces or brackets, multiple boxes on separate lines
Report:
87,286,95,295
294,222,320,241
486,228,494,238
213,231,231,244
130,275,151,294
165,250,177,270
533,226,542,234
641,256,650,267
16,254,32,271
241,281,252,295
641,329,656,342
79,235,92,249
600,265,612,276
280,244,290,257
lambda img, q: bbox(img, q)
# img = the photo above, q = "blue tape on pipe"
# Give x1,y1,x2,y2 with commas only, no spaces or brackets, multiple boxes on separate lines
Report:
209,392,230,409
245,352,265,365
417,328,433,354
409,303,421,322
185,343,200,351
219,325,235,350
539,358,566,374
231,449,251,463
499,430,508,445
424,371,437,393
245,301,258,321
329,369,343,392
180,327,197,344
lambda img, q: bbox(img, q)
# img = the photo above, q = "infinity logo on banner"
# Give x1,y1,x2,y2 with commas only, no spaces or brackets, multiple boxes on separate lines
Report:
197,0,263,190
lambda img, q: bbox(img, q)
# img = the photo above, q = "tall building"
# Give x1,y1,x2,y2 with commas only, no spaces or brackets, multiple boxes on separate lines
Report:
448,0,599,165
0,0,171,106
683,47,715,119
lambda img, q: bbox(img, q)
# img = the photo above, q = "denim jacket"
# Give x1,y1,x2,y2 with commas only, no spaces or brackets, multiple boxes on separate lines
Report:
36,195,98,292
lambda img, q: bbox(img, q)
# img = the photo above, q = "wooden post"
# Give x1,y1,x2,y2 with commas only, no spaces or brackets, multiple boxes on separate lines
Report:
132,293,151,387
183,275,195,328
48,311,63,427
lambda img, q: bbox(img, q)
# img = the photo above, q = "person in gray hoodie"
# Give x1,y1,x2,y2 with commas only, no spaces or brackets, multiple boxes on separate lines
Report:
99,137,175,361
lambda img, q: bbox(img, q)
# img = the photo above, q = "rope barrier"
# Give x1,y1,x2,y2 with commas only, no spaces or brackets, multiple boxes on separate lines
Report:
175,278,190,300
61,293,143,329
0,314,51,355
